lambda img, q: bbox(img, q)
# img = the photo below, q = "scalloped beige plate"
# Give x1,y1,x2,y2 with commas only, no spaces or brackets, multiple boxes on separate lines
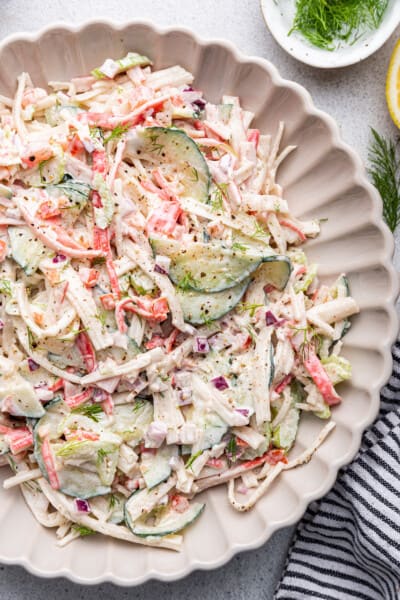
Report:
0,20,398,586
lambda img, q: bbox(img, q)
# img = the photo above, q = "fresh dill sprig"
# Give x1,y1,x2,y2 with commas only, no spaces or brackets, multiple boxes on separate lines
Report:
185,450,203,470
104,123,130,144
251,220,269,240
132,399,146,412
57,327,89,342
231,242,248,252
71,403,104,422
177,271,199,291
72,524,96,537
199,311,213,327
210,182,228,211
147,132,164,155
108,494,120,509
368,128,400,233
0,278,12,297
189,166,199,182
97,448,110,461
95,310,108,328
226,435,238,463
289,0,389,51
238,303,264,317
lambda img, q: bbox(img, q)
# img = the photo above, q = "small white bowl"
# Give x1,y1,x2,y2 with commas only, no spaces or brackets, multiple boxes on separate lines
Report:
260,0,400,68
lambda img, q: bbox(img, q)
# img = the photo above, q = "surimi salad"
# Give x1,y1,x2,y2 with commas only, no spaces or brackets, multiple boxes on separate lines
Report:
0,52,359,550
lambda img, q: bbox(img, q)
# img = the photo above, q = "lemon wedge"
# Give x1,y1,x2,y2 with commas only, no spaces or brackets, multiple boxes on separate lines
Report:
387,39,400,128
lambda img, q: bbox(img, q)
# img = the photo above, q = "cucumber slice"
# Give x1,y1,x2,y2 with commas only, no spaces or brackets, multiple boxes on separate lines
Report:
131,502,204,537
34,404,119,499
92,52,152,79
158,240,262,292
0,375,45,418
272,406,299,451
141,445,177,489
177,279,249,325
45,105,80,127
57,466,111,499
334,274,350,298
125,127,210,203
124,477,176,527
47,176,91,211
332,275,351,339
112,400,153,444
39,147,65,185
255,257,292,292
8,227,48,275
200,414,228,450
53,439,118,498
107,493,125,524
151,237,291,293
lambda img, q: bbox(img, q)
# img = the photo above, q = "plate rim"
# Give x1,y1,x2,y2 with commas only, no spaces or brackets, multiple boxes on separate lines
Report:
0,17,398,586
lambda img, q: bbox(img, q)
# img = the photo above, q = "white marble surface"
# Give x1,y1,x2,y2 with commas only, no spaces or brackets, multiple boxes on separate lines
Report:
0,1,399,598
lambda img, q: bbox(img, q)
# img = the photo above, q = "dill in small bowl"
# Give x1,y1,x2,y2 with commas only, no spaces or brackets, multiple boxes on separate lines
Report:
288,0,389,51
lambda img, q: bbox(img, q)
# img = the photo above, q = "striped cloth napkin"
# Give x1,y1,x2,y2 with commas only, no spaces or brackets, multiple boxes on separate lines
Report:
275,341,400,600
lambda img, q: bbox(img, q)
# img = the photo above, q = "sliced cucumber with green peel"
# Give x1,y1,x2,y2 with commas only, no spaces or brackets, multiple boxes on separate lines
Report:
47,176,91,211
272,406,300,451
57,466,111,499
141,445,177,489
177,279,249,325
151,237,291,293
112,401,153,444
8,227,48,275
124,478,176,528
131,503,205,537
125,127,210,203
0,375,45,418
332,274,351,339
255,257,292,292
200,414,228,451
34,404,119,499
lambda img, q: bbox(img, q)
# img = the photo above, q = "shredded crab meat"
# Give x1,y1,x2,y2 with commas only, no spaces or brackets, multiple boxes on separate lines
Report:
0,52,359,550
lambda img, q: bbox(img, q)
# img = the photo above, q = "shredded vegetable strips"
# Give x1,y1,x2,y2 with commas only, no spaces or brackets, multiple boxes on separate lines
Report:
0,52,359,550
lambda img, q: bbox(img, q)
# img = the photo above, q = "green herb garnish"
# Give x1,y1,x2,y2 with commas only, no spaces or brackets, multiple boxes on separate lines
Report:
97,447,110,461
148,133,164,155
95,311,108,328
177,272,199,291
189,167,199,182
185,450,203,470
71,403,104,422
27,326,36,350
72,524,96,537
231,242,248,252
132,399,146,412
289,0,389,51
368,128,400,233
251,220,269,240
104,123,130,143
199,311,213,327
56,440,91,457
108,494,120,509
0,278,12,297
57,327,89,342
238,303,264,317
226,435,238,463
210,182,228,211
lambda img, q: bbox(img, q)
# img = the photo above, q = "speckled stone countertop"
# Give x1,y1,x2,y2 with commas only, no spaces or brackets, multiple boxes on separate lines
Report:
0,1,399,598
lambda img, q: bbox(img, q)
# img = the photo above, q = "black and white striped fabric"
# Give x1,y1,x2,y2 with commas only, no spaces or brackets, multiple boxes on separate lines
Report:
275,341,400,600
